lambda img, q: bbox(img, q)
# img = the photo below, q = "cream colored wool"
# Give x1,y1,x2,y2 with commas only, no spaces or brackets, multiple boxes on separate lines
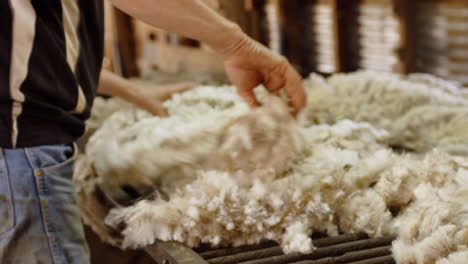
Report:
435,250,468,264
100,115,467,259
406,73,462,96
338,189,394,237
77,72,468,262
391,163,468,264
104,119,394,253
86,97,135,135
302,71,468,156
88,86,250,201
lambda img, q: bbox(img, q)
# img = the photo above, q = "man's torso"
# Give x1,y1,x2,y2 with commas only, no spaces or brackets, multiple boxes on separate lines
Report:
0,0,104,148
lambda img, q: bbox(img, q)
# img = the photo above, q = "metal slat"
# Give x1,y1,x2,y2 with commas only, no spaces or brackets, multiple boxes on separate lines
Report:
289,246,391,264
235,237,395,264
205,235,395,264
200,242,277,259
201,233,368,261
207,247,284,264
346,255,395,264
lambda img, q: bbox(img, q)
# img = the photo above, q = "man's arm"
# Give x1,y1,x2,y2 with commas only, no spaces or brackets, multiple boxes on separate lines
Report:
110,0,306,114
98,69,196,116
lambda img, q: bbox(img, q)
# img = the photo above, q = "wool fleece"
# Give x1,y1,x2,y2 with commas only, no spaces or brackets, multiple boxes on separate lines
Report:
76,72,468,263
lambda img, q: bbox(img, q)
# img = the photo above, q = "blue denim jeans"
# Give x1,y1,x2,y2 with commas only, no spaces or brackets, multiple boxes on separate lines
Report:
0,144,90,264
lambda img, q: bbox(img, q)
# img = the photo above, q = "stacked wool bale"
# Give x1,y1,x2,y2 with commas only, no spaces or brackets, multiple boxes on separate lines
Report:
310,0,338,73
352,0,402,73
264,0,281,54
76,72,468,263
414,0,468,87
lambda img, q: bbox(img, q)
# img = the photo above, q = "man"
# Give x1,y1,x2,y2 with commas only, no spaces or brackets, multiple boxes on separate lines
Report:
0,0,306,263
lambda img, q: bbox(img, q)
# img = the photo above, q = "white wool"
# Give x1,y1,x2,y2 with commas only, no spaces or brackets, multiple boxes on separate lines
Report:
101,118,389,250
281,221,314,254
87,86,247,200
393,225,458,264
392,163,468,263
436,250,468,264
76,72,468,259
85,97,137,137
407,73,462,95
392,240,417,264
302,71,468,156
338,190,394,237
415,225,457,264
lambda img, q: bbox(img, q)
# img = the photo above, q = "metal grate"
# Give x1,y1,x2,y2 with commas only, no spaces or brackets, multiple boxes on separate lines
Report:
197,233,396,264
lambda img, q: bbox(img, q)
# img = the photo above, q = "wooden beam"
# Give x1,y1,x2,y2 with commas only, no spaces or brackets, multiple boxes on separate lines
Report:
252,0,269,46
279,0,312,75
336,0,359,72
394,0,416,74
329,0,341,72
113,8,140,77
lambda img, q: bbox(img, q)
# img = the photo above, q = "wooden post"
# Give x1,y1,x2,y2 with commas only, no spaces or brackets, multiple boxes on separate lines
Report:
218,1,250,34
217,0,267,44
252,0,269,46
336,0,359,72
279,0,312,75
330,0,341,72
113,8,140,77
394,0,416,74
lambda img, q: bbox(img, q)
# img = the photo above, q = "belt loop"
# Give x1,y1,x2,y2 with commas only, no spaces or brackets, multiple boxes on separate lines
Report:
25,147,39,171
24,147,48,194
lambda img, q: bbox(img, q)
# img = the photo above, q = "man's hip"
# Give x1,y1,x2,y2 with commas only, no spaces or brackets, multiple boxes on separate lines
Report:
0,143,90,264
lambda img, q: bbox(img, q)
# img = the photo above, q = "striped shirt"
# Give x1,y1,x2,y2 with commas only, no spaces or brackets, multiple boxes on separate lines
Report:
0,0,104,148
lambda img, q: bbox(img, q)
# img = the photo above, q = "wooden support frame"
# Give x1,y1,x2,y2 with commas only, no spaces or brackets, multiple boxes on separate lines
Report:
113,8,140,78
329,0,342,72
279,0,312,75
394,0,416,74
217,0,268,44
336,0,359,72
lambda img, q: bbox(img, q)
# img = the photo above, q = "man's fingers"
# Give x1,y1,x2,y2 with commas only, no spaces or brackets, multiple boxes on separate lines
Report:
284,68,306,115
161,82,198,101
264,73,285,93
237,86,261,108
262,60,305,115
141,101,168,117
152,105,169,117
168,82,198,94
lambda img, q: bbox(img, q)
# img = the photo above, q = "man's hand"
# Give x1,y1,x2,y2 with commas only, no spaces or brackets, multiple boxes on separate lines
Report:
110,0,306,115
220,35,306,115
98,69,196,116
131,82,197,116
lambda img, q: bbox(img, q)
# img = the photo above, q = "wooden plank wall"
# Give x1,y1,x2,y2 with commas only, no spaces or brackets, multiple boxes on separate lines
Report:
414,0,468,86
106,0,468,84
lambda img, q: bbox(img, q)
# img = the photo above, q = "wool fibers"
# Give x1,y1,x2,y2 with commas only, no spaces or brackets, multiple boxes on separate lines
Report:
76,72,468,263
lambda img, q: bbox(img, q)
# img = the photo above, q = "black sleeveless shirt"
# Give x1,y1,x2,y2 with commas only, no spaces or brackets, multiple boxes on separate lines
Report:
0,0,104,148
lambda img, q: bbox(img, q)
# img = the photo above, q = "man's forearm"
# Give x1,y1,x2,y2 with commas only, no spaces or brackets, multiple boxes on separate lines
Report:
98,69,197,116
110,0,247,55
98,69,142,103
108,0,307,113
